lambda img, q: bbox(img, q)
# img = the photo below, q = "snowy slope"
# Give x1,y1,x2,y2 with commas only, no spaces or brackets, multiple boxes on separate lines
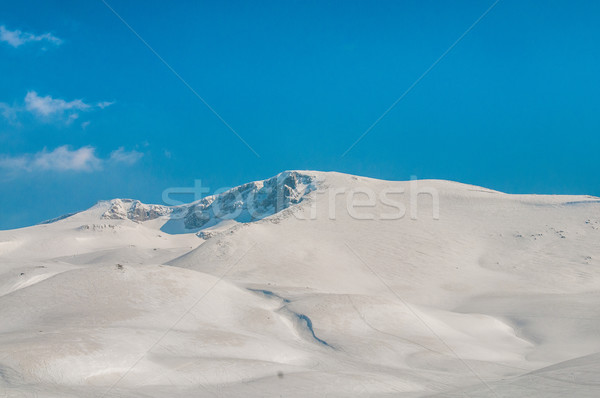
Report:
1,170,599,397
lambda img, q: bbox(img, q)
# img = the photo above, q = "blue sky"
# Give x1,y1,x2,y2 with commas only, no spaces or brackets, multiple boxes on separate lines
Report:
1,0,599,229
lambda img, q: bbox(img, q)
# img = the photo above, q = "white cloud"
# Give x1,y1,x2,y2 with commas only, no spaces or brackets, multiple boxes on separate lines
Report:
0,145,143,173
97,101,114,109
0,146,100,172
109,147,144,165
24,91,90,117
0,25,62,48
32,146,101,171
0,102,19,124
0,155,28,171
0,91,113,125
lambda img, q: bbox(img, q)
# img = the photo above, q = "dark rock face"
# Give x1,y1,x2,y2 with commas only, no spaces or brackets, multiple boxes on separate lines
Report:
98,172,316,230
128,201,173,222
183,171,315,230
102,199,172,222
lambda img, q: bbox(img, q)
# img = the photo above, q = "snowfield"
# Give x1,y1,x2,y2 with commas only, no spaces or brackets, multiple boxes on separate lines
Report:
1,170,599,397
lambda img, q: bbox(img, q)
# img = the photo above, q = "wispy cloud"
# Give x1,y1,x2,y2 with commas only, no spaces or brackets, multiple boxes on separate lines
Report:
97,101,114,109
0,25,62,48
0,102,19,124
109,147,144,165
0,145,143,173
0,146,100,172
0,91,113,125
24,91,91,117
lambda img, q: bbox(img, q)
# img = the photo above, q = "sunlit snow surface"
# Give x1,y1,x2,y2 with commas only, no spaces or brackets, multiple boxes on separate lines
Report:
1,171,600,397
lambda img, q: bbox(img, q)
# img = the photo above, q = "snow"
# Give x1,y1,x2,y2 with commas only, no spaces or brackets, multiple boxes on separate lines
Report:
1,170,599,397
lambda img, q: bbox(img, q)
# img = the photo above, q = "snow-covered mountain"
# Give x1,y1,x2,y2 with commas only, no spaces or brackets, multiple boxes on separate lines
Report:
1,171,600,397
53,170,317,233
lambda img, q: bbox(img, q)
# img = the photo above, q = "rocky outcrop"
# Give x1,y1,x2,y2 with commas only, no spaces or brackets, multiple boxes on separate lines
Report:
96,171,316,230
101,199,173,222
183,171,315,229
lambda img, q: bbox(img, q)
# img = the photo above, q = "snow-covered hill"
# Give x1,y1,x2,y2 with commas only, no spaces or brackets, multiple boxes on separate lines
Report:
1,171,599,397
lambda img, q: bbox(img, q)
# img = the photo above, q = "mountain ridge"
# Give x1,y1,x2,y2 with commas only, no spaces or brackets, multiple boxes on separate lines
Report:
37,169,599,230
